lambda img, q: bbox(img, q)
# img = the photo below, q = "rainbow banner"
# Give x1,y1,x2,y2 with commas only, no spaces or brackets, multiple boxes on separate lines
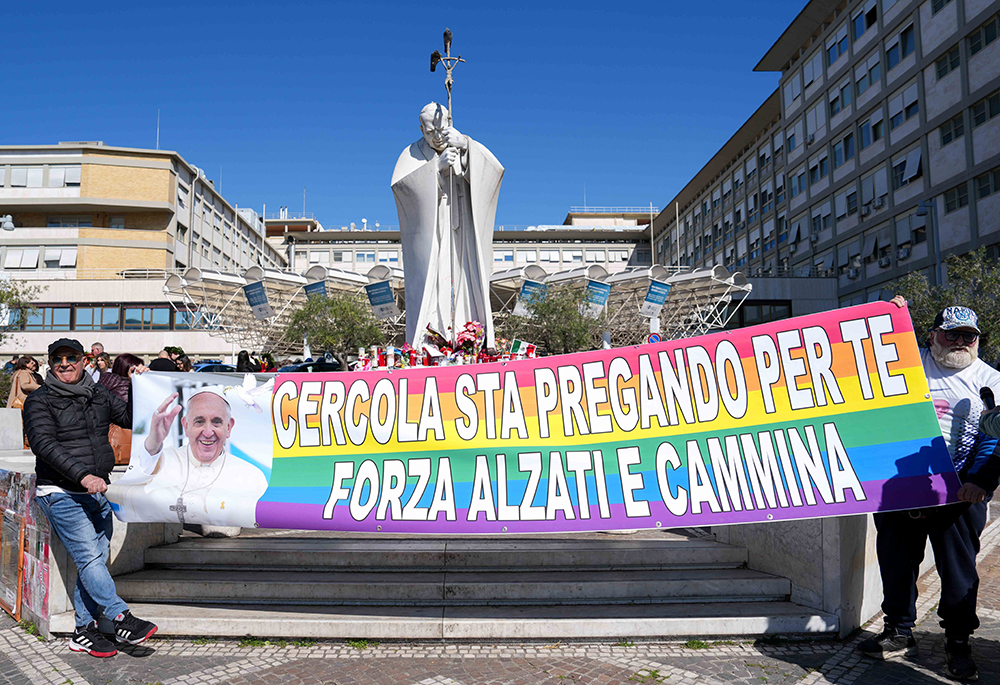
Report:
252,301,957,532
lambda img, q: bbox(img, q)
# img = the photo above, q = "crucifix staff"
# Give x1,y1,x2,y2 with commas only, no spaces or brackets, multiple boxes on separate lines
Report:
431,29,466,336
431,28,464,128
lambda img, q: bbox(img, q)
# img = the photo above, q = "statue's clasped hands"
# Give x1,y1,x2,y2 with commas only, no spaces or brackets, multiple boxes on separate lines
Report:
437,127,468,173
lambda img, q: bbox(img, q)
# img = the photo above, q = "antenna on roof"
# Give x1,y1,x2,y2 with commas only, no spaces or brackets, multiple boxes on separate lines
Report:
156,109,160,150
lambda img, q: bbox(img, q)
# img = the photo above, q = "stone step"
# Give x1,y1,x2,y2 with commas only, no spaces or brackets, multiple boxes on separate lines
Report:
113,568,789,605
143,536,748,571
50,601,839,639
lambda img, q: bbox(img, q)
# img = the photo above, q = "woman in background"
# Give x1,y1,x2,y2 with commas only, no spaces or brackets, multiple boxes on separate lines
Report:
94,352,112,381
7,356,42,448
236,350,255,373
99,353,144,400
7,356,41,408
100,353,146,465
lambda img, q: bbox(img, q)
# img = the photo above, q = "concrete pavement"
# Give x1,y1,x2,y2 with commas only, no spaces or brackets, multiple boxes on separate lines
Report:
4,517,1000,685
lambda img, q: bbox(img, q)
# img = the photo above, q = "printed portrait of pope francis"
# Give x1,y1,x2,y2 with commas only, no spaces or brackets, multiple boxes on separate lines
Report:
112,390,268,527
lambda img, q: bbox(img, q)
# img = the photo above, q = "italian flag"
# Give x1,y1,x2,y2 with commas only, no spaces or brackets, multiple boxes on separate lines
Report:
509,339,536,355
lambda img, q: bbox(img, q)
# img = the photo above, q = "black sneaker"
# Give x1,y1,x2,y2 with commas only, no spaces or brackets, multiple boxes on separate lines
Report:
69,622,118,657
946,638,978,681
858,626,918,659
111,610,158,645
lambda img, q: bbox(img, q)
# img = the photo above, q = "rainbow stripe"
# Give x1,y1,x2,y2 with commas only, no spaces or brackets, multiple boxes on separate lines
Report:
256,302,958,532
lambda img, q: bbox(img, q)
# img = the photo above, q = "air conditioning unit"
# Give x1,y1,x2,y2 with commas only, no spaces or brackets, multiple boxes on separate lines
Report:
806,134,816,146
860,205,871,217
789,242,798,253
897,246,911,259
737,222,746,230
874,198,885,209
809,233,820,243
847,267,860,279
878,256,891,268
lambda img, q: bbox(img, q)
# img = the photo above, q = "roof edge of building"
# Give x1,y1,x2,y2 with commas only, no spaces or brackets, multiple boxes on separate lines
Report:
653,88,781,235
754,0,843,72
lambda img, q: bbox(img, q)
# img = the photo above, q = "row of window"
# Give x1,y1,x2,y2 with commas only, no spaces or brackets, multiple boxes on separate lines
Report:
492,249,633,264
968,12,999,56
934,87,1000,145
944,164,1000,213
784,8,1000,161
787,8,915,111
296,250,397,265
3,247,77,269
0,165,81,189
687,161,1000,269
4,305,202,332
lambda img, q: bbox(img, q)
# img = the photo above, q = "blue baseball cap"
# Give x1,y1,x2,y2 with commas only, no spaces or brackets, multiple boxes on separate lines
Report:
933,306,980,333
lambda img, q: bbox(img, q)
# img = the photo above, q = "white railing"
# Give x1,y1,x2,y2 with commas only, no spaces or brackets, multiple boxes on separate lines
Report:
0,268,189,281
266,212,316,220
569,206,660,214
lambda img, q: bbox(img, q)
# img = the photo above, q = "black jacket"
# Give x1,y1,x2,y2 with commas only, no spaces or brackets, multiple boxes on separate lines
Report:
24,383,131,492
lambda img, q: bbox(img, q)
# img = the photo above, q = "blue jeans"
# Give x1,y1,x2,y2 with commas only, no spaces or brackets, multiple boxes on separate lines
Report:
35,491,129,628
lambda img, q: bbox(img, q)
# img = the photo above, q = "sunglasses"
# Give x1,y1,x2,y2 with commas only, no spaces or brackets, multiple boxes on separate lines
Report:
50,354,82,365
941,330,979,344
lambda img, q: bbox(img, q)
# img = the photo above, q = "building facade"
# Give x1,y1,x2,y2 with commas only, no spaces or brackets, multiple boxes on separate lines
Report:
653,0,1000,308
270,208,653,279
0,142,285,359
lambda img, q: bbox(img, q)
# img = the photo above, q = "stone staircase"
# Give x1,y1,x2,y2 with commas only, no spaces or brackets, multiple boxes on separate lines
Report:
52,531,840,639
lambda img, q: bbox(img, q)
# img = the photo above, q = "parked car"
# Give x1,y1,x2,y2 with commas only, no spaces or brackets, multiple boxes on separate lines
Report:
279,360,342,373
193,363,237,373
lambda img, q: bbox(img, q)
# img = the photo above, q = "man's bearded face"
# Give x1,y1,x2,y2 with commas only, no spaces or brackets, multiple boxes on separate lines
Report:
182,393,234,464
930,328,979,369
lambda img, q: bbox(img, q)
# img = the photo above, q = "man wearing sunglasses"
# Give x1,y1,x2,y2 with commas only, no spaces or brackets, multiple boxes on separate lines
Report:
23,338,157,658
860,303,1000,682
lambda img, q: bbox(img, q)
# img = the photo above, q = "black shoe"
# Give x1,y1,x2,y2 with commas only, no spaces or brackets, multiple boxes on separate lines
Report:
111,610,158,645
858,626,918,659
69,622,118,657
946,638,978,682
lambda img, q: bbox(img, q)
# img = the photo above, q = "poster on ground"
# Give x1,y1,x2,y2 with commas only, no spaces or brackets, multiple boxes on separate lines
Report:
109,302,958,533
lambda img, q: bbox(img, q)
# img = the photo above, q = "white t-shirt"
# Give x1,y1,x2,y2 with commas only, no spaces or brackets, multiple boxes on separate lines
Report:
921,348,1000,469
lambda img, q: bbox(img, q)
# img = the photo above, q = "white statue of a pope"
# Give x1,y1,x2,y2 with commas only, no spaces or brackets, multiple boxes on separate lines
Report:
391,102,504,350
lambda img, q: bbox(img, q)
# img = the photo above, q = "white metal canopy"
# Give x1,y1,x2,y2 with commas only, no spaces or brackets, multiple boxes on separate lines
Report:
163,262,751,354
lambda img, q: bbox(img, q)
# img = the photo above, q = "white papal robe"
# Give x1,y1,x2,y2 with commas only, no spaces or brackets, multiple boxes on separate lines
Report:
391,136,503,350
109,444,268,527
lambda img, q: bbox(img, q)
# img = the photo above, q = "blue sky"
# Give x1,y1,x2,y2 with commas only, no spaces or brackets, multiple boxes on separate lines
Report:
3,1,805,227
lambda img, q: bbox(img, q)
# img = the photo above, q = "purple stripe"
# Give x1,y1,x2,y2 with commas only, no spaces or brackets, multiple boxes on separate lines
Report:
255,473,961,533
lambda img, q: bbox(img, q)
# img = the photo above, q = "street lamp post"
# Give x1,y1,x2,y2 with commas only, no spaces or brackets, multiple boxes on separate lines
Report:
916,199,941,286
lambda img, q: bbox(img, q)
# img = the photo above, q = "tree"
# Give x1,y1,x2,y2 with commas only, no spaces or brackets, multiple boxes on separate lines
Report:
285,293,384,370
890,248,1000,363
501,287,603,356
0,278,41,401
0,277,40,347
